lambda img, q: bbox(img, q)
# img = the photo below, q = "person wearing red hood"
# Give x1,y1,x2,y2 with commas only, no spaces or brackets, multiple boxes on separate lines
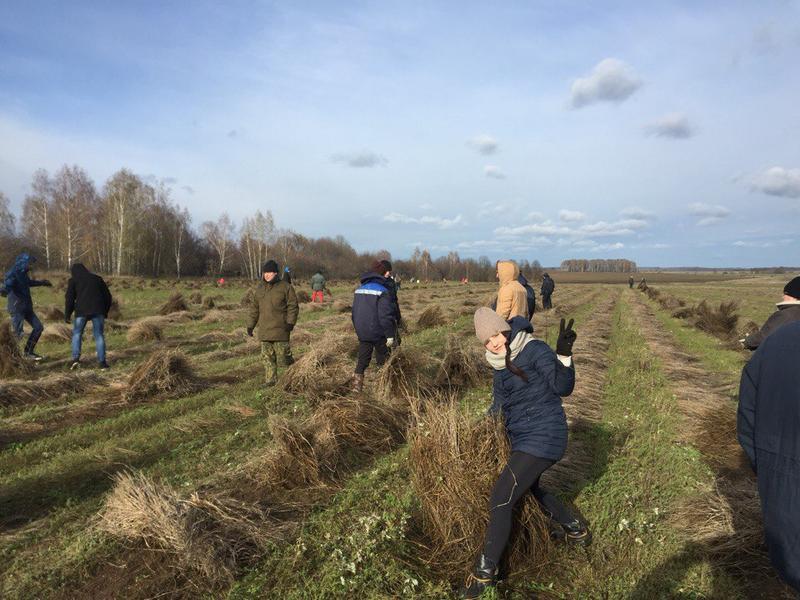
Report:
65,263,112,369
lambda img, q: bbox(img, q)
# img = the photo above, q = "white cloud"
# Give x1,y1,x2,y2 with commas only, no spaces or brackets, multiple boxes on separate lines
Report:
620,206,655,220
689,203,730,226
644,113,695,139
383,212,464,229
526,211,545,222
477,202,508,217
467,134,499,155
578,219,648,236
495,217,648,239
559,209,587,222
331,151,388,168
484,165,506,179
456,239,504,249
494,221,571,237
569,58,642,109
750,166,800,198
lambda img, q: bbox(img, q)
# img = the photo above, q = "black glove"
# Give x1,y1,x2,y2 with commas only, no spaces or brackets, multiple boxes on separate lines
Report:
246,327,254,337
42,279,53,287
286,323,295,332
556,318,576,356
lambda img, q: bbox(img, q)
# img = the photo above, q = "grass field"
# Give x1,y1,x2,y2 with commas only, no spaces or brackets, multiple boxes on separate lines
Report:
1,271,797,598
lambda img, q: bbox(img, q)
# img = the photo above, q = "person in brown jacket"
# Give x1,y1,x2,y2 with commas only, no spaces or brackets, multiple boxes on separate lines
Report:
246,259,299,386
743,276,800,350
495,260,528,320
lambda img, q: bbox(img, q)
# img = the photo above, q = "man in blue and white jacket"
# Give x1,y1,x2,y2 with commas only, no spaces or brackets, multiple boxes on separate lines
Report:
351,260,398,392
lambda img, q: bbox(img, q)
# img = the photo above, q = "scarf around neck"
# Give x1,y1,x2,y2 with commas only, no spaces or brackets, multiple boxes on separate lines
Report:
485,331,535,371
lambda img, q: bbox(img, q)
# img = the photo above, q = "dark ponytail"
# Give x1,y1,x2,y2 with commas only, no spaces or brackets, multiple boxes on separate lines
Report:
504,341,529,382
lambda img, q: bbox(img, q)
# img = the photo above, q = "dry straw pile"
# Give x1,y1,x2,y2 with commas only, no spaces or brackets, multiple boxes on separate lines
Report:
124,349,200,402
126,319,163,343
417,305,447,329
158,292,189,315
1,372,102,407
0,319,31,378
408,400,551,579
40,323,72,342
279,332,357,399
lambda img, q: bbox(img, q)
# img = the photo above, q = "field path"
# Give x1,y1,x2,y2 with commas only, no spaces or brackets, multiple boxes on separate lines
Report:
628,291,794,599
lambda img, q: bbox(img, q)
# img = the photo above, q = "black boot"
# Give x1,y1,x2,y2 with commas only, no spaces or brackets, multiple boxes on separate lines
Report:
460,554,498,599
562,519,592,547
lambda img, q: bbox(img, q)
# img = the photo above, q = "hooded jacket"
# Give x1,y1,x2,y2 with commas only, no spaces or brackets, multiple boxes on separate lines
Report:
247,273,299,342
737,321,800,590
743,301,800,350
65,263,112,319
541,274,555,297
3,253,48,313
310,273,326,291
495,261,528,320
517,273,536,319
352,272,396,342
489,316,575,461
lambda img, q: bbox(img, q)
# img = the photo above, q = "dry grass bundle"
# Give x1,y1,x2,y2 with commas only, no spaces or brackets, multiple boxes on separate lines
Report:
296,290,311,303
377,345,433,399
42,305,65,321
333,300,352,314
657,294,684,311
189,291,203,304
0,319,30,379
201,309,227,324
202,295,217,309
124,349,200,402
435,335,485,389
1,372,102,407
408,400,551,578
742,320,760,336
417,305,447,329
692,300,739,339
645,286,661,301
99,471,286,587
279,332,357,398
41,323,72,342
107,298,123,320
126,319,163,343
158,292,188,315
637,280,648,291
672,306,695,319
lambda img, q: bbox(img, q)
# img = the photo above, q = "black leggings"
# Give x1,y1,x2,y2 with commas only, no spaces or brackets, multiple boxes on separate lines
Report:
483,451,575,565
354,340,389,374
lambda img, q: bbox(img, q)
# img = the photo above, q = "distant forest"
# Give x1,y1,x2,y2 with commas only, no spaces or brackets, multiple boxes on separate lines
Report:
1,165,630,282
560,259,638,273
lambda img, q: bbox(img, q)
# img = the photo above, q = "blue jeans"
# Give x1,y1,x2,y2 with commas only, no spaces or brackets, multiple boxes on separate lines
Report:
10,308,44,353
72,315,106,363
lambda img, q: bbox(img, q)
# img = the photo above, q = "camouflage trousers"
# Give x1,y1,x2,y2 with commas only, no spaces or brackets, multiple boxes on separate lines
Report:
261,341,294,384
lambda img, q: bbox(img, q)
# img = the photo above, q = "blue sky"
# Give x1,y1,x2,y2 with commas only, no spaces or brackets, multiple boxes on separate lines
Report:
1,1,799,267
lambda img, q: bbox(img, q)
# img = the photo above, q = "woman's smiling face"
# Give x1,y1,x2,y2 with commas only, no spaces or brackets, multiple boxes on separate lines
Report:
485,332,507,355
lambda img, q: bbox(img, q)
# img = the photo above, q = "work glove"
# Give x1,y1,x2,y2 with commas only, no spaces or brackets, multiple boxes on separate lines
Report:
285,323,295,332
246,327,254,337
556,318,577,356
386,337,396,348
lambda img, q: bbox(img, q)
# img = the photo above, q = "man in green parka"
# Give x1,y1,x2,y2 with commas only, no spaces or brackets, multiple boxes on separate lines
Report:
247,259,299,386
310,270,326,303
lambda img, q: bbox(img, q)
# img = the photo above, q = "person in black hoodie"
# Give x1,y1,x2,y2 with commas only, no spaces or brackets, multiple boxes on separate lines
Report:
541,273,555,310
350,260,398,392
64,263,112,369
743,276,800,350
462,308,590,599
738,320,800,592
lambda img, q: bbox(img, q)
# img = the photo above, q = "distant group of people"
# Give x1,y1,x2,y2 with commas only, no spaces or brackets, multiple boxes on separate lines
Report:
2,253,111,368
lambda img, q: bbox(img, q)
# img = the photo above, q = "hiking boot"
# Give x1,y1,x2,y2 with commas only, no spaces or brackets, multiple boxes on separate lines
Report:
98,361,110,370
352,373,364,393
460,554,498,599
70,360,81,370
562,519,592,547
24,352,44,361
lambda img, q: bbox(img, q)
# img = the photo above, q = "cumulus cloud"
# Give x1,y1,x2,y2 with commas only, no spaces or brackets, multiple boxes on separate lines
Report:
467,134,499,155
689,202,731,226
644,113,695,139
477,202,509,217
383,212,464,229
620,206,655,220
749,166,800,198
331,151,388,168
495,217,649,239
494,221,571,237
569,58,642,109
484,165,506,179
559,209,587,222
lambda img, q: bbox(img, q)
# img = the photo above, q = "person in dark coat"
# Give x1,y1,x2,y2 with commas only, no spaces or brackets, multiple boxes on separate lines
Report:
743,276,800,350
540,273,555,310
462,308,589,599
2,253,51,360
351,261,398,392
517,273,536,319
628,275,635,289
65,263,112,369
737,320,800,592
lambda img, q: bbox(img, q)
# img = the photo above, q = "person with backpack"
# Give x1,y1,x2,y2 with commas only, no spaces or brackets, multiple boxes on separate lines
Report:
310,270,326,303
2,253,51,360
351,260,398,392
738,320,800,591
462,308,590,598
743,276,800,350
540,273,555,310
495,260,528,320
517,272,536,320
64,263,113,369
246,260,299,387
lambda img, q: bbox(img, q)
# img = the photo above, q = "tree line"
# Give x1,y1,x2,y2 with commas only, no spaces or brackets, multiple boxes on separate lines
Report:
560,259,638,273
1,164,574,282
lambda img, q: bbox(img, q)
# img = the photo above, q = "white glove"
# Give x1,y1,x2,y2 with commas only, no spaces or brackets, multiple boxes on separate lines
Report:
386,337,395,347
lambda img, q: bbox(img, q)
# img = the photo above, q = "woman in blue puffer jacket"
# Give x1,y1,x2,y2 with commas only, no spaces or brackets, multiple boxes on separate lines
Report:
462,307,591,599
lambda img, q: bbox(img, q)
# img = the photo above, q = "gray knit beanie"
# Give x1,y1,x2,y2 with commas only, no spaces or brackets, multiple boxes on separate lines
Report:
474,307,511,344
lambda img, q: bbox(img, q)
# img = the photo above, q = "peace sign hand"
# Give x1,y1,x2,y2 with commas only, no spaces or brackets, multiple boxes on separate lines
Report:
556,318,577,356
